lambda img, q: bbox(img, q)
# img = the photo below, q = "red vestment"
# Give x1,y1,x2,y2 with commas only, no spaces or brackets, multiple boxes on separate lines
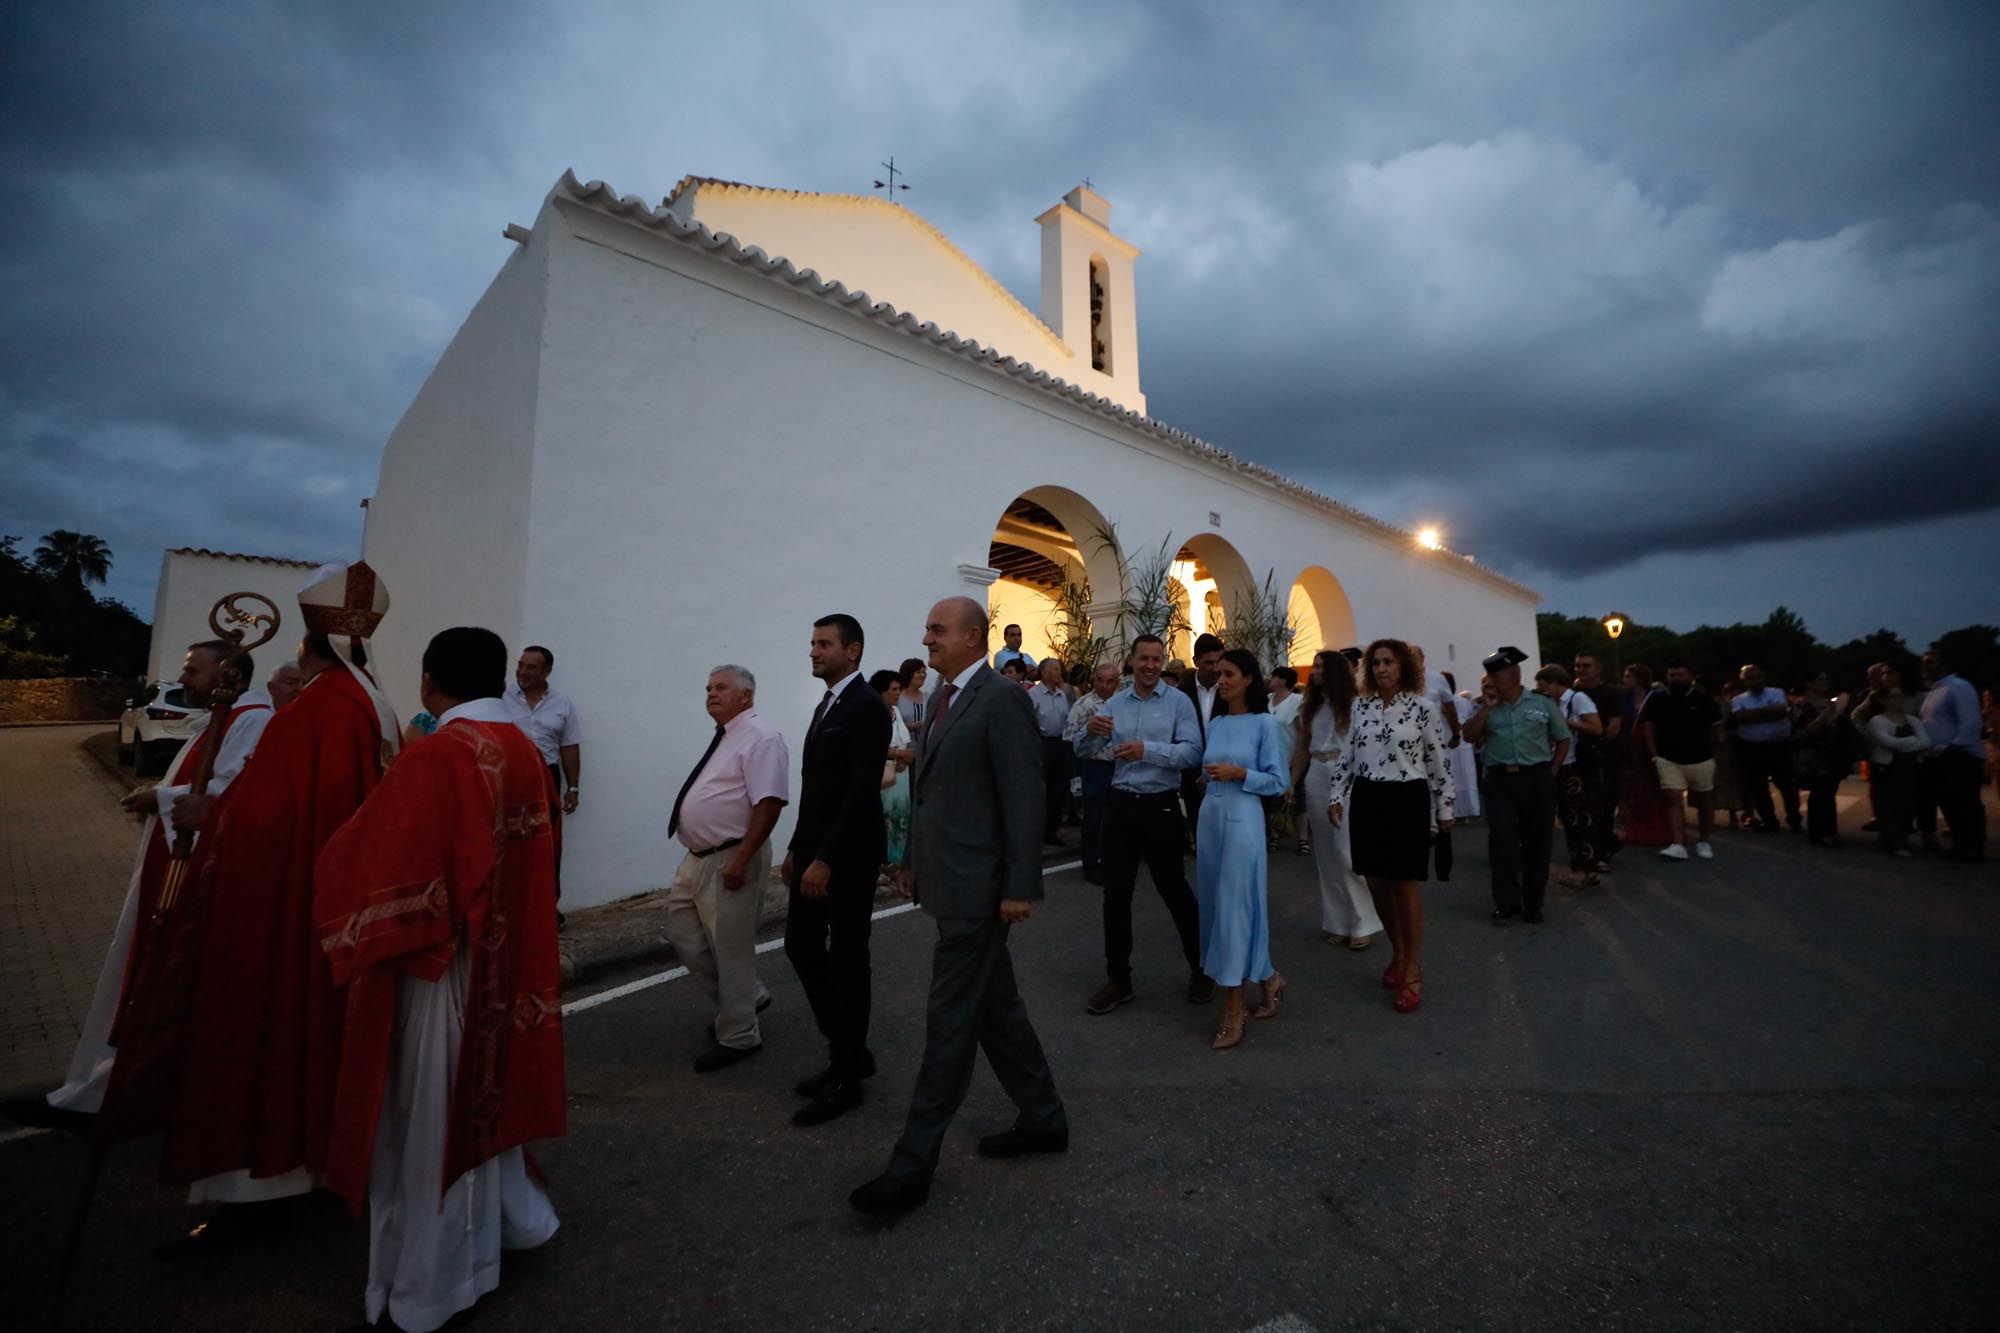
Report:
95,701,267,1137
314,716,565,1210
115,702,268,1028
154,666,389,1185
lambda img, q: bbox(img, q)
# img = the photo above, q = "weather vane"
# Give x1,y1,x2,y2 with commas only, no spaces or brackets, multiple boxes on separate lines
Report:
873,156,911,199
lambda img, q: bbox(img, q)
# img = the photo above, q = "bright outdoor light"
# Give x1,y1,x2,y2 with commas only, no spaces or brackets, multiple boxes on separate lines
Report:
1601,611,1629,640
1416,526,1442,551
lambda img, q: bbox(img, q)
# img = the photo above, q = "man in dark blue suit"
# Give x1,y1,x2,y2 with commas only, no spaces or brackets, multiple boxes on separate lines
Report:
784,613,892,1128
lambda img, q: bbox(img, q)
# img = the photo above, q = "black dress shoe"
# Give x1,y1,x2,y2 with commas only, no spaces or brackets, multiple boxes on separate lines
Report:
977,1125,1069,1159
795,1050,878,1097
849,1172,930,1219
152,1201,291,1261
1522,910,1545,924
1490,909,1519,926
792,1079,863,1127
692,1041,761,1074
1185,971,1217,1004
1,1094,95,1130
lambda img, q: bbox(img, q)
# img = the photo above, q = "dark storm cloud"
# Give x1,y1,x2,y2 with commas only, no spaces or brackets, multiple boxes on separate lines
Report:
2,0,1996,646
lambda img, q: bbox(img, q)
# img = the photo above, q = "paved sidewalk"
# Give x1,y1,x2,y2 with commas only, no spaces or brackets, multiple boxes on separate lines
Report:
0,725,139,1094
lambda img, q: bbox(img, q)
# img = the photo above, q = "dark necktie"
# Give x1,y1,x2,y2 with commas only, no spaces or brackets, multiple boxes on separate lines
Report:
925,683,959,747
668,724,727,837
805,689,834,750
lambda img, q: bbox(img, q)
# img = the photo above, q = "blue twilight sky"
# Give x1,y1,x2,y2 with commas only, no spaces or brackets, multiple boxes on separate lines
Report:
3,1,1996,646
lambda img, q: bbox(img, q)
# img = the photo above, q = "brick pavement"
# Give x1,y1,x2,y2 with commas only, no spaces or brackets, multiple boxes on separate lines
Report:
0,725,140,1093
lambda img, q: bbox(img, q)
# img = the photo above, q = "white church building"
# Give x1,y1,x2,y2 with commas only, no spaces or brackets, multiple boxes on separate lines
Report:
360,170,1540,909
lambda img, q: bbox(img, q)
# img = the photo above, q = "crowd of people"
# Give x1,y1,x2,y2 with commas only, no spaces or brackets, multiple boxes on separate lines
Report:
9,569,1994,1330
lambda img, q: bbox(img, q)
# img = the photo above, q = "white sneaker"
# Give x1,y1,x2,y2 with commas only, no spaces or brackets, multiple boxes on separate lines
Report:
1694,841,1714,860
1659,843,1690,861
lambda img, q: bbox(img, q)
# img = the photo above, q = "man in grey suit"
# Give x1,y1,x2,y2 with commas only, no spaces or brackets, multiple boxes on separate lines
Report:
849,597,1068,1218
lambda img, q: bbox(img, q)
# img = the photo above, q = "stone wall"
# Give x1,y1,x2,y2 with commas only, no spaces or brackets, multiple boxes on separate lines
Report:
0,678,130,724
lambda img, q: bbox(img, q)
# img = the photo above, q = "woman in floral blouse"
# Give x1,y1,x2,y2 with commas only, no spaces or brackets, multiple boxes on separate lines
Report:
1327,638,1455,1013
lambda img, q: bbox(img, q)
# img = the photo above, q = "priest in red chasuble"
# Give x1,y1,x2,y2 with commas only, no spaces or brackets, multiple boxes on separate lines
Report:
3,640,273,1133
123,562,401,1257
315,625,564,1333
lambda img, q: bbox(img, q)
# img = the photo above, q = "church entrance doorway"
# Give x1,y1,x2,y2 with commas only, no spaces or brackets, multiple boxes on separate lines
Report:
984,486,1122,679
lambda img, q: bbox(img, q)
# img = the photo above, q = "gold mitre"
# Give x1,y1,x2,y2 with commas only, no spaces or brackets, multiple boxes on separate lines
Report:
299,561,391,638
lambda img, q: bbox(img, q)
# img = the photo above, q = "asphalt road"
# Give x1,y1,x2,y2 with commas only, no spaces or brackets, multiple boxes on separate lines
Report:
9,794,2000,1331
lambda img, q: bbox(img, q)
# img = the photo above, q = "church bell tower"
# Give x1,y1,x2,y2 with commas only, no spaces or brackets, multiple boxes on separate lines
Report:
1036,184,1144,416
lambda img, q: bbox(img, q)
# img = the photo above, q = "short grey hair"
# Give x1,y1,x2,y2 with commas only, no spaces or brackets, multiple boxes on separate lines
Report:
708,664,756,694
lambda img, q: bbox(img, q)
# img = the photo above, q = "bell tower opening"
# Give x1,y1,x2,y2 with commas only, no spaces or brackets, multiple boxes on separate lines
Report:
1036,183,1144,414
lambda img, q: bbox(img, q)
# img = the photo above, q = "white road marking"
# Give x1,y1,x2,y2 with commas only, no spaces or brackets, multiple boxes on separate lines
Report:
0,1126,48,1146
561,859,1084,1016
1239,1318,1319,1333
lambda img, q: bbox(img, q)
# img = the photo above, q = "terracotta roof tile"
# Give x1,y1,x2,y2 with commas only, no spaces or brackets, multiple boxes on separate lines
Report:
167,547,321,568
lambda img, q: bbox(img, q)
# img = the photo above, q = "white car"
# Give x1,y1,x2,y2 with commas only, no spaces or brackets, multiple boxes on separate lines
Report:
117,682,204,774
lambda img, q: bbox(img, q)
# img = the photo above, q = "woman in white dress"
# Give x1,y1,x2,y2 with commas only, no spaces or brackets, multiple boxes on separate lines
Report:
1293,650,1381,951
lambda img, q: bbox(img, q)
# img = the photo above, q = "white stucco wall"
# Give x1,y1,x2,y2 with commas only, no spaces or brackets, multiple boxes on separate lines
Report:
363,237,548,712
674,185,1076,372
147,550,320,686
363,186,1539,910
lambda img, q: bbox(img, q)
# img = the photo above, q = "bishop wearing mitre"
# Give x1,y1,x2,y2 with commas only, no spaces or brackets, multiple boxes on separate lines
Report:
315,626,565,1333
102,561,401,1257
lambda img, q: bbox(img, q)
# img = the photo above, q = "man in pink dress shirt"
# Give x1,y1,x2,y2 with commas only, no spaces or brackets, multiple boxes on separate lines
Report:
665,665,791,1073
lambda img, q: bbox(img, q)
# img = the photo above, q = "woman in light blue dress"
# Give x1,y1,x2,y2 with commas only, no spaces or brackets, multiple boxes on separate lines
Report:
1196,648,1291,1050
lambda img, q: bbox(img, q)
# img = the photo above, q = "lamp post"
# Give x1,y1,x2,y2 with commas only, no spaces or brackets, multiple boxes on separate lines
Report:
1601,611,1630,679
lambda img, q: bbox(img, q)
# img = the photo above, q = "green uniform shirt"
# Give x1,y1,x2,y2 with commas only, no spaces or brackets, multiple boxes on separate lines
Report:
1479,690,1571,767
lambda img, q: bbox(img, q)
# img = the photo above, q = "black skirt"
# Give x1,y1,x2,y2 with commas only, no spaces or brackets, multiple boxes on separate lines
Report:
1349,777,1434,881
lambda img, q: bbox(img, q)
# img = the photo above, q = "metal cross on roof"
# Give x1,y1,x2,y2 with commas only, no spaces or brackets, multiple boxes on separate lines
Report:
873,156,911,198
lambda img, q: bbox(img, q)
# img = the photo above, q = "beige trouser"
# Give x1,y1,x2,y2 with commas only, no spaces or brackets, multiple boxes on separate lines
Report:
663,843,771,1049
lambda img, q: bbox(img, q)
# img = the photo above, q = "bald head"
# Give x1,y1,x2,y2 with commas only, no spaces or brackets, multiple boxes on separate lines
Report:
924,596,989,677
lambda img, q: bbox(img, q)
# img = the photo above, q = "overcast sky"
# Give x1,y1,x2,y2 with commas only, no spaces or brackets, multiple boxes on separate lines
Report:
4,1,1996,647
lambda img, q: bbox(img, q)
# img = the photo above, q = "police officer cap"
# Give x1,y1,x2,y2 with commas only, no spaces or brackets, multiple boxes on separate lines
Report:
1481,645,1529,672
1338,646,1363,665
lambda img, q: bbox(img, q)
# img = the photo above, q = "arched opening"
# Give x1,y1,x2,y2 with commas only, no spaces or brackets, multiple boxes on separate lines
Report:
985,486,1122,674
1165,533,1258,663
1287,565,1357,667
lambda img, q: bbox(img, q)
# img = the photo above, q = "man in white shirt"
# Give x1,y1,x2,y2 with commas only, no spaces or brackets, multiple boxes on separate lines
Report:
1178,634,1226,838
666,665,790,1073
504,644,582,898
1729,664,1799,833
13,641,273,1128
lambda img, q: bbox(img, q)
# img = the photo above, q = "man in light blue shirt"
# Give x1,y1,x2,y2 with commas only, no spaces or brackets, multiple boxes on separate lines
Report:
1919,649,1986,861
1027,659,1073,845
992,623,1037,675
1080,634,1208,1014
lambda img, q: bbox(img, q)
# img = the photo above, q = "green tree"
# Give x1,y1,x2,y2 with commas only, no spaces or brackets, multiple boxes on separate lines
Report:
1830,629,1920,694
1931,625,2000,690
32,529,112,593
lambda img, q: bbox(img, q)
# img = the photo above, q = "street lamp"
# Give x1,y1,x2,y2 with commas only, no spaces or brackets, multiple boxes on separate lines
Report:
1601,611,1630,678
